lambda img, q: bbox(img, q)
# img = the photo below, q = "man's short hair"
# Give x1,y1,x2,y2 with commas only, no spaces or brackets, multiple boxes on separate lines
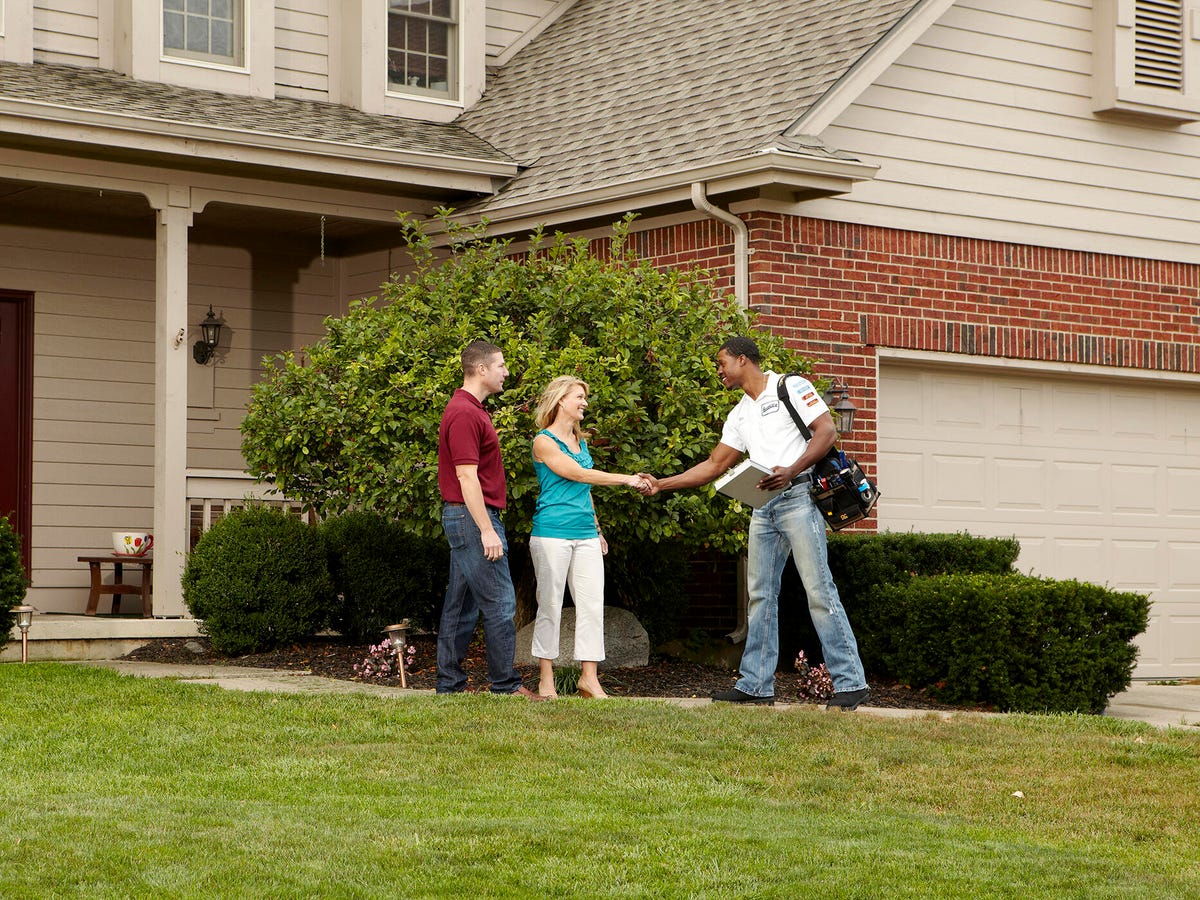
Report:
719,336,761,364
462,340,502,377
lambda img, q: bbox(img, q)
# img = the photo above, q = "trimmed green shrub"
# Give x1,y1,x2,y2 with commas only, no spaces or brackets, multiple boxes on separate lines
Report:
321,510,447,641
781,531,1020,667
606,539,691,649
0,516,28,651
863,573,1150,713
182,507,335,656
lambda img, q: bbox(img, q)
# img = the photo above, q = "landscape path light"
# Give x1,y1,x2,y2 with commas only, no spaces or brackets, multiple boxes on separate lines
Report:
11,605,34,664
382,620,410,688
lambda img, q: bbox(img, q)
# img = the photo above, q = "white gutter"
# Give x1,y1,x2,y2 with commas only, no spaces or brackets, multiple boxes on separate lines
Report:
691,181,749,309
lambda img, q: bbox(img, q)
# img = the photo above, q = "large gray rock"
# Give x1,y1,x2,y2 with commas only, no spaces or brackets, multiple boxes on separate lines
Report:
514,606,649,668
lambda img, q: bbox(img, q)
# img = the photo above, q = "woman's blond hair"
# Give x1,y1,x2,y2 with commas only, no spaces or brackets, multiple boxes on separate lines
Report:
534,375,589,439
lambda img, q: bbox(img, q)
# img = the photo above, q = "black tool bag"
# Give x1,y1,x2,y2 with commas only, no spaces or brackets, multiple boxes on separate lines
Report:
778,374,879,531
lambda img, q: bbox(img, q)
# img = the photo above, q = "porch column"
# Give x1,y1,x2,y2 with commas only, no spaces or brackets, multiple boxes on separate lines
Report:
151,187,195,618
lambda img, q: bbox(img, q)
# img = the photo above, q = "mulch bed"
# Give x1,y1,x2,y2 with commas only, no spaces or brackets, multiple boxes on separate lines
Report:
122,634,978,710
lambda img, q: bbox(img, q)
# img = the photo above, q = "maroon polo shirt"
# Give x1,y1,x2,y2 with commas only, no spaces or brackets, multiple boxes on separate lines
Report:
437,388,507,509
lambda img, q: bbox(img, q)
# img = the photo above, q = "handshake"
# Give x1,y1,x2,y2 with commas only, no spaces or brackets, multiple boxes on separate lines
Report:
624,473,661,496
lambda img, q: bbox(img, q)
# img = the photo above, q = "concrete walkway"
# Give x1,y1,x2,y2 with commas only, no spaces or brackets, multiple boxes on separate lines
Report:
75,660,1200,729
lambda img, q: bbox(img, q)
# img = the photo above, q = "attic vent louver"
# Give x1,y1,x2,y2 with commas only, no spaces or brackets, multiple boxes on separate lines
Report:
1134,0,1185,90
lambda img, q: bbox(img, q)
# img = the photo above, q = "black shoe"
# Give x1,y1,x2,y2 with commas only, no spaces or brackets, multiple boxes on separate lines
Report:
826,687,869,711
711,688,775,706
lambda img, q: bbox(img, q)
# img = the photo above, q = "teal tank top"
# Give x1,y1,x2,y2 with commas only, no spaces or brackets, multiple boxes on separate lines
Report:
531,430,598,539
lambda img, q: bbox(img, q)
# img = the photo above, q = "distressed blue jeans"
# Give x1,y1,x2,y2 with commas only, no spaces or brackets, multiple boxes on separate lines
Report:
437,503,522,694
736,485,867,698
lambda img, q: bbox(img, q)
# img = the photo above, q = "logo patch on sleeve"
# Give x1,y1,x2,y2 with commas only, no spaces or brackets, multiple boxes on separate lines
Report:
805,397,820,407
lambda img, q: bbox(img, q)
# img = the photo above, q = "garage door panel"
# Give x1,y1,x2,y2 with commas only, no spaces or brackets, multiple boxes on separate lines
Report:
1049,462,1104,513
879,361,1200,678
1168,542,1200,589
930,454,987,507
1110,539,1160,592
1111,390,1160,440
995,458,1047,510
994,385,1047,439
1111,465,1160,515
932,378,987,430
1167,468,1200,516
1052,386,1105,437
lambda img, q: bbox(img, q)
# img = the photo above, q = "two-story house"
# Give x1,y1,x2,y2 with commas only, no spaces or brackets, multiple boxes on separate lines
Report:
2,0,1197,675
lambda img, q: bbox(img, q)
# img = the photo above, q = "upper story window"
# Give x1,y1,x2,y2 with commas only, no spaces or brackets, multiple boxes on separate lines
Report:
387,1,457,99
163,0,244,67
1093,0,1200,123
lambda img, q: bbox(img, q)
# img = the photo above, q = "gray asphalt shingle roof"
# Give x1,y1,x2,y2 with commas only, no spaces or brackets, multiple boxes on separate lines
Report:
0,60,511,164
459,0,922,212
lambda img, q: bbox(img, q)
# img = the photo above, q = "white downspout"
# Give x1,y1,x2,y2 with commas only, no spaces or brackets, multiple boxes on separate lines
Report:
690,181,749,309
691,182,752,645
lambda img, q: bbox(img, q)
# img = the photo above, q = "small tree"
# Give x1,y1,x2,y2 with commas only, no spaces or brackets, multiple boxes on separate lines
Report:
0,516,28,651
241,216,815,558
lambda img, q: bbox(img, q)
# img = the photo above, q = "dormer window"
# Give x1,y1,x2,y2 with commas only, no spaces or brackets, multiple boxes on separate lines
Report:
163,0,244,68
387,1,457,99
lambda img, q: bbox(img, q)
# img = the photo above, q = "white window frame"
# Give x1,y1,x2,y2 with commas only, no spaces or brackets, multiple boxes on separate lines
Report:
1094,0,1200,123
162,0,245,69
386,1,458,100
0,0,34,64
340,0,484,123
113,0,273,98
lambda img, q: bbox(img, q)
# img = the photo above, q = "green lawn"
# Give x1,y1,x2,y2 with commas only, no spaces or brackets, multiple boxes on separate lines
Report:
1,664,1197,899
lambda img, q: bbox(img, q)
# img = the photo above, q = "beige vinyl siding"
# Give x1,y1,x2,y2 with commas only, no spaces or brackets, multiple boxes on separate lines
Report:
276,0,330,101
3,222,155,609
805,0,1200,264
2,220,340,612
187,241,340,472
486,0,562,60
33,0,101,66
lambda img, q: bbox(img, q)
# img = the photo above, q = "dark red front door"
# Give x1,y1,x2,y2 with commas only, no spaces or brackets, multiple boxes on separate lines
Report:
0,290,33,574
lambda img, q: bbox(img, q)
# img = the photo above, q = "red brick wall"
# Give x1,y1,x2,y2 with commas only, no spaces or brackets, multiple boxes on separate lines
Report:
629,212,1200,470
632,214,1200,633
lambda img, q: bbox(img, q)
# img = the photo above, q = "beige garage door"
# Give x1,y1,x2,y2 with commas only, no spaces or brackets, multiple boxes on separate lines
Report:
878,358,1200,679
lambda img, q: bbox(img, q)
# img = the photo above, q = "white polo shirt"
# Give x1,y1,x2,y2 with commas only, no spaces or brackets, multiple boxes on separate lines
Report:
719,372,829,471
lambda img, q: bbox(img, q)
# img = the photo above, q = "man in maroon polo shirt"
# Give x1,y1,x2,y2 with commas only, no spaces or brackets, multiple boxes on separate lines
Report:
436,340,543,699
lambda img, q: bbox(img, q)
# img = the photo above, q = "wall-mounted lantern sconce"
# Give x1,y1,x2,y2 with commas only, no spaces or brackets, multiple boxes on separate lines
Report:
11,605,34,663
824,381,858,435
192,306,223,364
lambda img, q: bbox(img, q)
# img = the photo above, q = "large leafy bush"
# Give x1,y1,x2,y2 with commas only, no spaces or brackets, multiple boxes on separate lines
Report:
240,216,814,556
182,507,335,656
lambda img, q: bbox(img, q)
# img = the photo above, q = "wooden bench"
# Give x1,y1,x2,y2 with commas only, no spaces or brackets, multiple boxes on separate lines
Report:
78,555,153,618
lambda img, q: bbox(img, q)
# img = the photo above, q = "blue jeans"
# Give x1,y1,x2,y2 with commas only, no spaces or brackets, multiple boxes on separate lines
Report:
736,485,866,698
437,504,522,694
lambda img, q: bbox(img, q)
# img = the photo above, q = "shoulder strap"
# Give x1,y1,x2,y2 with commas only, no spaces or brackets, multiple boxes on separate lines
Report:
537,429,576,455
777,374,814,441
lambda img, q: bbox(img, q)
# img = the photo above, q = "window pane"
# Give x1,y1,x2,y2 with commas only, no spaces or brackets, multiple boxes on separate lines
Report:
164,0,186,11
407,19,427,54
210,20,232,57
429,24,447,56
432,0,453,18
163,11,185,48
186,0,210,13
186,15,210,53
211,0,231,18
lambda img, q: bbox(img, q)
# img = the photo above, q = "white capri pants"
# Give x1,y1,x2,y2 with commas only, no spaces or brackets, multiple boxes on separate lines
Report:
529,536,605,662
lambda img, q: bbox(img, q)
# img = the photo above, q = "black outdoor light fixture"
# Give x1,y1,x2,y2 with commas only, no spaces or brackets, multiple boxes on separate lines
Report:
11,605,33,664
825,380,858,435
192,305,223,364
